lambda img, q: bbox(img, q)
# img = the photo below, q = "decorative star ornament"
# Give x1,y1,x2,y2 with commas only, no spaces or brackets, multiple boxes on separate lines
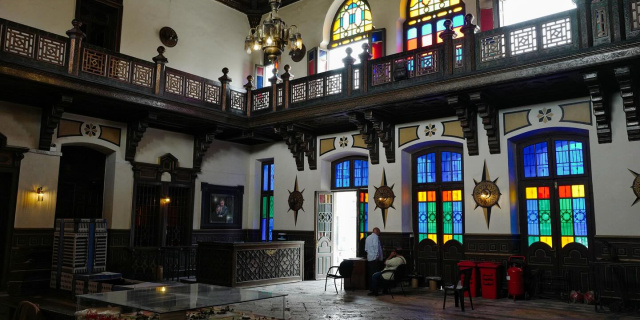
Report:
630,169,640,206
288,176,305,225
373,169,395,228
472,161,501,229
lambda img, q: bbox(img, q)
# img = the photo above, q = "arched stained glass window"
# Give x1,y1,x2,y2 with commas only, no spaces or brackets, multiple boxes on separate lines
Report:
518,136,592,249
404,0,465,51
331,0,373,48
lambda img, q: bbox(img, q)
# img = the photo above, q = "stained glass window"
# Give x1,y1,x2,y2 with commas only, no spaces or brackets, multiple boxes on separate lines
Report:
331,0,373,47
358,190,369,240
404,0,465,51
414,147,464,245
261,161,274,241
519,136,591,249
332,157,369,189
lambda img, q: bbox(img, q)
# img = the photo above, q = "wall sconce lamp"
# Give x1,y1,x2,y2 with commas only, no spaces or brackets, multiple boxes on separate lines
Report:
36,187,44,202
162,197,171,204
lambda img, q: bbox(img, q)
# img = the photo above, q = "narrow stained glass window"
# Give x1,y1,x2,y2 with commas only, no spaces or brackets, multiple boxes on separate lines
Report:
558,184,588,247
260,161,274,241
335,161,350,188
418,191,438,243
526,186,553,247
358,190,368,240
442,189,463,244
523,142,549,178
405,0,465,51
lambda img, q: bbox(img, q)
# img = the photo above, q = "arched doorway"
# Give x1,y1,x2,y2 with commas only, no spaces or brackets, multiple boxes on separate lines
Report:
55,145,106,219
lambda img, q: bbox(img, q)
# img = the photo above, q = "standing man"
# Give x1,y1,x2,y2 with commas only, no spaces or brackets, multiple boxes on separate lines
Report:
364,227,383,290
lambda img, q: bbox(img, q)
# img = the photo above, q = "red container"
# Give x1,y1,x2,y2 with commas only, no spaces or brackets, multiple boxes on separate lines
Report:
478,262,502,299
457,260,479,297
507,255,526,300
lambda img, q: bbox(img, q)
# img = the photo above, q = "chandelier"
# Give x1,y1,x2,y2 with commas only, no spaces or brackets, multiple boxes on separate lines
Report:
244,0,304,63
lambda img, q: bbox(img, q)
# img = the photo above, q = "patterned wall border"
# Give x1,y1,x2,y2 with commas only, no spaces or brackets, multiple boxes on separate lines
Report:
559,101,593,125
503,109,532,135
319,137,336,156
441,120,464,139
98,125,122,146
57,119,83,138
351,134,367,150
398,125,420,147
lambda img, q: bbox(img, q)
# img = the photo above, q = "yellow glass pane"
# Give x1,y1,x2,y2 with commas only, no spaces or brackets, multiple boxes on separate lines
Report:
572,185,585,198
418,191,426,202
443,235,453,244
561,237,574,248
424,16,432,21
453,7,463,12
365,194,369,202
410,0,419,6
428,233,438,244
364,11,372,20
408,20,417,25
333,34,340,41
331,43,338,48
364,25,372,32
345,0,354,6
452,190,462,201
342,39,350,44
450,0,460,4
354,36,362,41
540,237,553,248
333,20,340,32
437,11,447,17
526,187,538,199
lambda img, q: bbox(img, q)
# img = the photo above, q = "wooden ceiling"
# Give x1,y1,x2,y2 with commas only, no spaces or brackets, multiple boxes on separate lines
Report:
215,0,304,15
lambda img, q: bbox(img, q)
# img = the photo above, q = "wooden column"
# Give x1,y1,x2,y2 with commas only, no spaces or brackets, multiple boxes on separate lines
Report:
343,47,356,96
439,20,456,76
269,67,279,112
152,46,168,96
281,65,292,110
65,19,85,75
244,75,254,117
575,0,593,49
218,68,232,112
358,43,372,93
461,14,477,73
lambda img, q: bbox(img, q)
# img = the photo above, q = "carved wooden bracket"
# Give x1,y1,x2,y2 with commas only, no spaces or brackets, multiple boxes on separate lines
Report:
614,66,640,141
449,95,478,156
39,95,71,150
365,110,395,164
583,71,612,143
193,128,221,172
125,115,150,163
471,92,500,154
275,124,316,171
348,112,379,164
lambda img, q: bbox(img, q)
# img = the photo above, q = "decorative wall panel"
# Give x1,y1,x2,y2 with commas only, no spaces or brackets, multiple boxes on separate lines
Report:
351,134,367,149
372,62,391,86
98,125,122,146
108,57,130,82
308,78,324,99
4,27,35,58
82,48,106,76
542,18,572,49
205,84,221,105
503,110,532,135
319,138,336,156
398,125,420,147
441,120,464,139
326,74,342,95
186,78,202,100
230,90,245,111
132,63,153,88
291,82,306,103
253,92,270,110
57,119,83,138
511,27,537,55
559,101,592,125
165,72,184,96
481,34,506,62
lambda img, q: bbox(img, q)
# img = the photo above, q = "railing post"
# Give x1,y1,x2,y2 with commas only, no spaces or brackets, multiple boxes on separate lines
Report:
358,43,372,93
152,46,168,96
461,14,477,72
575,0,593,49
439,20,455,76
244,75,254,117
65,19,85,75
343,47,356,96
218,68,232,112
269,67,279,112
281,65,292,110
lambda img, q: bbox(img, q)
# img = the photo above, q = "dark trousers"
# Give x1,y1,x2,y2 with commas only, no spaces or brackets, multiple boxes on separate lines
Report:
366,260,382,290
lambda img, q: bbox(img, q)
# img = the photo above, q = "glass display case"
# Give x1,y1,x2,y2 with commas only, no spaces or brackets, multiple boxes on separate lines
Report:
75,283,287,319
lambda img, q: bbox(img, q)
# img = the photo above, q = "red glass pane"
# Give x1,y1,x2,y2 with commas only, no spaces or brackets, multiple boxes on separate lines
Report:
559,185,571,198
427,191,436,202
371,43,383,59
407,39,418,51
442,190,452,201
538,187,550,199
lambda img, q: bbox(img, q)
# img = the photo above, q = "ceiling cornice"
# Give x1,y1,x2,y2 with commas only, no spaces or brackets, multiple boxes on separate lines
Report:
216,0,304,16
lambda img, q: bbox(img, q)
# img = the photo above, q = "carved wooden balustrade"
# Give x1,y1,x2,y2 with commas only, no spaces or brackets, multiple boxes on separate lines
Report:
0,0,639,121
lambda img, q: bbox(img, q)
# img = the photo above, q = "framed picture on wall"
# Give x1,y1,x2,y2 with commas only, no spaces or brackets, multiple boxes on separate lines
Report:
201,183,243,229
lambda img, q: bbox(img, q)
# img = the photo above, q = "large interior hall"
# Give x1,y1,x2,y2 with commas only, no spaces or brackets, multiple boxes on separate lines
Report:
0,0,639,319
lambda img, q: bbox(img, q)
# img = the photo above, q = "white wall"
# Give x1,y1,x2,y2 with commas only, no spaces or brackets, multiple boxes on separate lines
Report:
14,150,61,228
136,128,193,168
0,101,40,149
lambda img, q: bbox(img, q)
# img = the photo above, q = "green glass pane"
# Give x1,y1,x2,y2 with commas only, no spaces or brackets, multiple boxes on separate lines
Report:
529,236,539,246
428,202,437,212
269,196,274,218
454,235,463,244
539,200,552,236
443,212,452,234
419,234,427,242
560,198,573,236
576,237,588,247
442,202,452,212
262,197,267,219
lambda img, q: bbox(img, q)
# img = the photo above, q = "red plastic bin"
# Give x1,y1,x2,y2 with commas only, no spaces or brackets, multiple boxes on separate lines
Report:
457,260,479,297
478,262,502,299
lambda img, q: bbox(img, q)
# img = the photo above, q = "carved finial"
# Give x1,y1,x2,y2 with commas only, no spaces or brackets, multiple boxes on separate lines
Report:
284,64,290,72
282,64,292,81
66,19,86,38
152,46,168,63
219,67,232,83
465,13,474,25
444,19,452,30
343,47,356,67
361,43,370,53
346,47,353,55
72,19,82,28
359,43,372,61
244,75,254,90
439,19,456,41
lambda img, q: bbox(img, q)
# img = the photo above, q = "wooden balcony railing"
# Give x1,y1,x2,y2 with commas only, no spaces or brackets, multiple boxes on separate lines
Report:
1,0,639,120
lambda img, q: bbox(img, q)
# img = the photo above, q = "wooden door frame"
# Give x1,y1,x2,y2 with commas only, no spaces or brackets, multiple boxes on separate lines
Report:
314,191,333,280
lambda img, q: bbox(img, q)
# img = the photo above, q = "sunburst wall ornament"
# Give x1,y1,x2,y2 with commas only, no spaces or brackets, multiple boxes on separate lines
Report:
288,176,305,225
373,169,395,228
629,169,640,206
472,161,501,228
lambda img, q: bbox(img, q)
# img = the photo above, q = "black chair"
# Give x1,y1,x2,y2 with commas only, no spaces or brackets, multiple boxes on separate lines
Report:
325,260,354,293
443,267,474,311
380,264,409,298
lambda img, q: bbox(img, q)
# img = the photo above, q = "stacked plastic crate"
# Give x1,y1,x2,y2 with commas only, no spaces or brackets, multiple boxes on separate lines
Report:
50,219,109,292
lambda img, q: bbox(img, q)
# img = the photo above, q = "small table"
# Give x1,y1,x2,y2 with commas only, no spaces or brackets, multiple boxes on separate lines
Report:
344,258,367,290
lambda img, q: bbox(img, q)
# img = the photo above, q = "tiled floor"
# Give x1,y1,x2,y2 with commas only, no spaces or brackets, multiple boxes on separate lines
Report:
240,280,640,320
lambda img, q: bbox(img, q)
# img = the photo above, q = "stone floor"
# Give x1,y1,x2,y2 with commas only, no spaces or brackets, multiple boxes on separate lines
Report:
237,280,640,320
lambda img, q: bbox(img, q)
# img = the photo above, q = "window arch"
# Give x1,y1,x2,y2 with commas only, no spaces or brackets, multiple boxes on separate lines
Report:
330,0,373,48
412,146,464,245
331,156,369,190
404,0,466,51
517,134,593,249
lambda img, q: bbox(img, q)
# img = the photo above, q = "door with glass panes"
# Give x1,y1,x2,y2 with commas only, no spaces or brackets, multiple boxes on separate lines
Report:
413,147,465,283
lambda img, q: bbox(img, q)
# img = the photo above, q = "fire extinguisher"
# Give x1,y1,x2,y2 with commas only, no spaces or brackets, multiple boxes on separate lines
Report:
507,255,526,300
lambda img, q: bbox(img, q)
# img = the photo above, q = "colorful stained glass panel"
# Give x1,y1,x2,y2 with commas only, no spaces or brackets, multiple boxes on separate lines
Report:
523,142,549,178
526,186,552,247
354,160,369,187
335,161,350,188
417,153,436,183
441,152,462,182
558,184,588,247
555,140,584,176
332,0,373,45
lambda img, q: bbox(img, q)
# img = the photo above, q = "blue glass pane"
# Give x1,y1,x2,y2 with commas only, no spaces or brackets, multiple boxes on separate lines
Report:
262,164,269,191
451,152,462,181
349,13,355,24
526,200,540,236
442,152,452,182
269,164,275,191
371,30,383,42
555,141,584,176
408,27,418,39
427,153,436,182
573,198,587,236
452,14,464,27
418,202,427,233
335,161,350,188
523,142,549,178
268,218,274,241
354,160,369,187
261,219,267,241
407,58,415,71
452,201,463,234
436,19,446,31
422,24,432,35
417,155,426,183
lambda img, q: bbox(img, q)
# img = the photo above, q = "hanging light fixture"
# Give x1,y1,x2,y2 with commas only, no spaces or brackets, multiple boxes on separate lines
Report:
244,0,304,64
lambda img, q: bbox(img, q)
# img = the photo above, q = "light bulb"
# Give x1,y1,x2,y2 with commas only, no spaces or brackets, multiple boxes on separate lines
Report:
267,36,273,45
246,48,252,54
253,43,261,50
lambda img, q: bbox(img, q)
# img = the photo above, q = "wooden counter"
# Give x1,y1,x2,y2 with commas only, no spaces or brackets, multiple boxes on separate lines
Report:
196,241,304,287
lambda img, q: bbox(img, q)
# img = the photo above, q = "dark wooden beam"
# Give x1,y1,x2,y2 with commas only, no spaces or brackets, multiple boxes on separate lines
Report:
39,95,71,151
365,110,395,164
472,92,500,154
348,112,379,165
614,66,640,141
275,124,316,171
583,71,612,144
193,128,221,172
449,94,478,156
125,114,152,162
